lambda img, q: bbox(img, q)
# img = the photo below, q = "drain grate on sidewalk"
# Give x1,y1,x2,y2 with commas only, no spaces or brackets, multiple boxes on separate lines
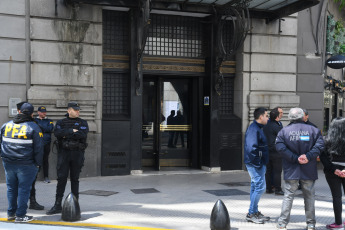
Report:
79,190,118,196
131,188,160,194
203,189,249,196
220,182,251,187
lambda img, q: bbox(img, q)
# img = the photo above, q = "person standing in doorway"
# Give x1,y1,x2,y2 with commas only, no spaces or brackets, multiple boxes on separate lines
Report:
167,110,176,148
47,101,89,215
263,107,284,195
34,106,54,183
173,110,185,148
276,108,324,230
244,107,270,224
0,103,43,222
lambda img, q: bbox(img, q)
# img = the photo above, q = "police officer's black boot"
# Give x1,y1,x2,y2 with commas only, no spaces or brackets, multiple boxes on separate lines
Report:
29,196,44,210
46,197,63,215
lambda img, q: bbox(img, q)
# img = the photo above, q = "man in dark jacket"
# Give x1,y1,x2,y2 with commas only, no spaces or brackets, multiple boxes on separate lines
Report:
47,101,88,215
276,108,324,230
0,103,43,222
263,107,284,195
167,110,176,148
16,102,44,211
244,107,270,224
34,106,54,183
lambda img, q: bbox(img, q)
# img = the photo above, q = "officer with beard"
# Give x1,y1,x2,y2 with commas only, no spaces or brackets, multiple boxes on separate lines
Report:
46,101,88,215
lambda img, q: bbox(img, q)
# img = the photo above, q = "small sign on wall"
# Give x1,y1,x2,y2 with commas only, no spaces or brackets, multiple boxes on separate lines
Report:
204,96,209,106
9,98,22,117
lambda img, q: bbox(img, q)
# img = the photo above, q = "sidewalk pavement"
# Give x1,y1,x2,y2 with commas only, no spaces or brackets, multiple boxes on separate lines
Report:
0,168,339,230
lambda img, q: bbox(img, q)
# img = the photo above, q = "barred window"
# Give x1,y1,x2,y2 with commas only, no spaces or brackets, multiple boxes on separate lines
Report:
144,14,205,57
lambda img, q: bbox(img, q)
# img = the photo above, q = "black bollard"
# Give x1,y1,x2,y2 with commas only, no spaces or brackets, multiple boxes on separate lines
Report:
61,193,81,221
210,199,230,230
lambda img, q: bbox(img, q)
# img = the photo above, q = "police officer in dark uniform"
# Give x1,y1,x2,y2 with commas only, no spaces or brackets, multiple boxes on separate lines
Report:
46,101,88,215
16,102,44,211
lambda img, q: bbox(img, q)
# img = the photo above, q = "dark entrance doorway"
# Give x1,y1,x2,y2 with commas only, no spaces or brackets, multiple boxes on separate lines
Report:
142,77,198,170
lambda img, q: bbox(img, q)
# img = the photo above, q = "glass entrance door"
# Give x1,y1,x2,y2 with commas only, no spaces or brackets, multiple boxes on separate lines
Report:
142,78,192,170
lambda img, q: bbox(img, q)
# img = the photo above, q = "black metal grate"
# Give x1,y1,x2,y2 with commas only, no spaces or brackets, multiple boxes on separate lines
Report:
103,73,129,119
103,10,129,55
222,20,235,60
144,14,205,57
219,77,234,116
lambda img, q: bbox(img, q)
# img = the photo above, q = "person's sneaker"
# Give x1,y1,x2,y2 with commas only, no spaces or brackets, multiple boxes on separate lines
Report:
246,213,264,224
15,215,34,223
44,177,50,183
275,190,284,196
326,223,344,229
277,223,287,230
7,214,15,221
256,211,270,221
306,224,315,230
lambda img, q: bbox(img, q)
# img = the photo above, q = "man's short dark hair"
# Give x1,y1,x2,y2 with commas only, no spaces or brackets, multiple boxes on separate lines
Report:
303,108,308,116
254,107,267,120
270,108,280,120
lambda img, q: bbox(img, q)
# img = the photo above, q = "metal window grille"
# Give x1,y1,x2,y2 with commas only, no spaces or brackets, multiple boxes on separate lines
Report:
144,14,205,57
222,20,235,60
219,77,234,116
103,73,129,119
103,10,129,55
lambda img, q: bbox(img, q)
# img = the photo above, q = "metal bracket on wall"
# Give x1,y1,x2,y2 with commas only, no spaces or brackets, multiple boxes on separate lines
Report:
136,0,151,96
278,18,285,33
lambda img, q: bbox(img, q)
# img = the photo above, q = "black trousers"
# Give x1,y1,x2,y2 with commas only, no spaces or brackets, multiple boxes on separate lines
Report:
265,155,283,191
56,149,85,199
43,143,51,178
30,172,38,199
174,131,184,147
325,169,345,225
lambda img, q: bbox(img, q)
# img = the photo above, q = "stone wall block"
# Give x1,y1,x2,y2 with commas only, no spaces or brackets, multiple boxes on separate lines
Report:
28,86,97,101
31,18,102,44
0,39,26,61
0,16,25,39
30,0,102,22
0,0,25,15
251,54,296,73
31,63,95,86
31,41,102,65
251,17,297,36
0,85,26,107
251,73,296,92
251,35,297,54
0,63,26,84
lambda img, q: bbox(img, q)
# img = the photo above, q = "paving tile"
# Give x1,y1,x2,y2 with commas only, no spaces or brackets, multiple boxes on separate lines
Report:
130,188,160,194
79,189,118,196
203,189,250,196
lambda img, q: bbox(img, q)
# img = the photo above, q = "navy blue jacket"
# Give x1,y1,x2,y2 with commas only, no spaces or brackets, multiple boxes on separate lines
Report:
275,121,324,180
263,120,283,158
34,117,54,145
244,120,269,168
0,114,44,166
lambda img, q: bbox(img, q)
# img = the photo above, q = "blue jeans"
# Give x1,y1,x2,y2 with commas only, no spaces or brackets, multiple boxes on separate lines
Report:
3,162,38,217
246,164,266,214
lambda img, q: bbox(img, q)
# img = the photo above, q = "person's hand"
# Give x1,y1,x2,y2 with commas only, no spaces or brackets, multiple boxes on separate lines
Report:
298,154,309,164
73,129,78,132
334,169,342,177
340,170,345,178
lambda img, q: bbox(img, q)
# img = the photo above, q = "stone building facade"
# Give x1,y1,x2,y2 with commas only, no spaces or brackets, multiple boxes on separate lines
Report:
0,0,324,179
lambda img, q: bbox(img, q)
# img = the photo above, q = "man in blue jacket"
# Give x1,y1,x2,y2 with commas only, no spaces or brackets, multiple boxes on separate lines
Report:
276,108,324,230
34,106,54,183
0,103,43,223
244,107,269,224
